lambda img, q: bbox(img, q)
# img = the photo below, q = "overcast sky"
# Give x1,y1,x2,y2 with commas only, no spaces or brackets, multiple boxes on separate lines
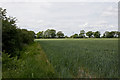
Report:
0,0,118,36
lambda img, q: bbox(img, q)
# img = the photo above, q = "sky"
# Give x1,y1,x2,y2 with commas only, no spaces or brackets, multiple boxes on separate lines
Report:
0,0,118,36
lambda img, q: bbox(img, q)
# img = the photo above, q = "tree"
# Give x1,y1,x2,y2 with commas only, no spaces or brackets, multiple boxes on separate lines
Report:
103,31,109,38
44,29,50,38
44,29,56,38
65,36,68,38
29,31,36,39
111,31,116,38
2,12,18,55
37,31,43,38
79,30,85,38
72,34,79,38
86,31,93,38
103,31,115,38
50,29,56,38
2,8,35,57
0,8,2,53
94,31,101,38
57,31,64,38
116,31,120,38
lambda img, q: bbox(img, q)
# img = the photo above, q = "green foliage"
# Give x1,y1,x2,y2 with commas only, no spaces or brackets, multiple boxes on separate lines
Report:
102,31,120,38
86,31,93,38
50,29,56,38
116,31,120,38
44,29,56,38
35,29,120,39
105,31,113,38
0,53,1,79
2,42,56,78
2,16,19,56
79,30,85,38
65,36,68,38
20,29,35,44
36,31,43,38
93,31,101,38
71,34,79,38
57,31,64,38
2,9,35,57
38,39,118,78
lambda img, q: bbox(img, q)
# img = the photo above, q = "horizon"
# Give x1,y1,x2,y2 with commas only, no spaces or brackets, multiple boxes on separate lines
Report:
0,1,118,37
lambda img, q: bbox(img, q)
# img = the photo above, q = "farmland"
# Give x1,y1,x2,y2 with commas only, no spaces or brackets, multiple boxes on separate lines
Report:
36,38,119,78
1,5,120,79
2,38,119,78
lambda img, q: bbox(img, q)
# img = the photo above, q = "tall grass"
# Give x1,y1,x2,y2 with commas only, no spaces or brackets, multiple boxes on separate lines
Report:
2,42,56,78
0,55,2,79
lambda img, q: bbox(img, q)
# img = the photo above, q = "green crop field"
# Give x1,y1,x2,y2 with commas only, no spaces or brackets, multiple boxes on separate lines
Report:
2,38,119,78
36,38,119,78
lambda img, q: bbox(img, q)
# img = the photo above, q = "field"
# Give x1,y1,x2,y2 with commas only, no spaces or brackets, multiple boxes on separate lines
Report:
2,38,119,78
36,38,119,78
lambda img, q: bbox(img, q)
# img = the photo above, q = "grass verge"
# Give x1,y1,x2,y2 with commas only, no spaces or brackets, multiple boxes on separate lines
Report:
2,42,56,78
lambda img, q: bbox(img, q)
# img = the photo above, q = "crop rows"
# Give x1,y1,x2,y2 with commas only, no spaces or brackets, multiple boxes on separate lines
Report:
37,39,118,78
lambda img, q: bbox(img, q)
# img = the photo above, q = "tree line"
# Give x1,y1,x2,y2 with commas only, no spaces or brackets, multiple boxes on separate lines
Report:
36,29,120,39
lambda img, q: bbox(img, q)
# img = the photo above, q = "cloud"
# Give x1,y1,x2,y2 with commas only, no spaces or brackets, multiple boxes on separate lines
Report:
1,2,118,36
101,5,118,17
95,21,108,25
37,20,44,23
0,0,119,2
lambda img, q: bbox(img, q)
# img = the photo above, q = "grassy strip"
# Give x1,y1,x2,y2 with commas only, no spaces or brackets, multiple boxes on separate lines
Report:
0,55,2,79
35,38,119,41
2,42,56,78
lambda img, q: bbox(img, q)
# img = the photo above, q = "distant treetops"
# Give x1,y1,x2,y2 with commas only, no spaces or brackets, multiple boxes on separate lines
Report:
36,29,120,39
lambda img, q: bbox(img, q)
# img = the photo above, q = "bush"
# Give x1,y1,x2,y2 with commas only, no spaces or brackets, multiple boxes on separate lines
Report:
2,9,35,57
